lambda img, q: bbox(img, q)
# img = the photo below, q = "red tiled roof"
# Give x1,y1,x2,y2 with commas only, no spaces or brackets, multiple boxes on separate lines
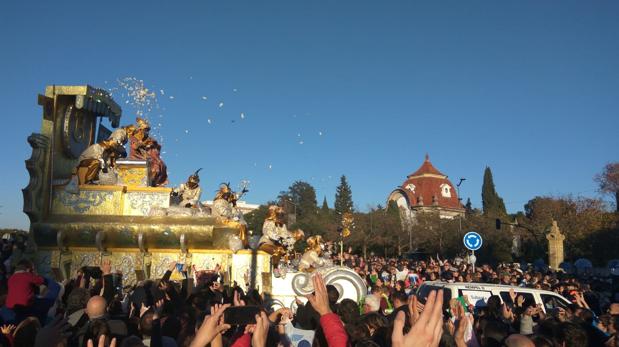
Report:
408,154,446,178
401,155,463,210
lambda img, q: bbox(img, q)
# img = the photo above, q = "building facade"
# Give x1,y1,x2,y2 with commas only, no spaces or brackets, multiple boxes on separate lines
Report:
388,155,465,228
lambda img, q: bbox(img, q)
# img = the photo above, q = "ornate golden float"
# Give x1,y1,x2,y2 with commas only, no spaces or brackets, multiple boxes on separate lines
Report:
23,85,270,289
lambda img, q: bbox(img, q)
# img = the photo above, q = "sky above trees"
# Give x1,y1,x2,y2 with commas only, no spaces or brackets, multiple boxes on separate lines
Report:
1,1,618,229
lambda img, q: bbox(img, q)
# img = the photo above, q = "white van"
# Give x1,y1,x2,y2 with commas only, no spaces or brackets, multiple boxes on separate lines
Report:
416,281,571,314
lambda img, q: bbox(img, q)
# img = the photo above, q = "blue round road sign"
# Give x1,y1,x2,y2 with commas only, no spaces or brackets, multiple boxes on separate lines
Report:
463,231,483,251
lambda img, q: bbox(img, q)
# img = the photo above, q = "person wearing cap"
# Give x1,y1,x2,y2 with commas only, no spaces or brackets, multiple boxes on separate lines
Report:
75,138,125,185
173,169,202,208
212,183,249,248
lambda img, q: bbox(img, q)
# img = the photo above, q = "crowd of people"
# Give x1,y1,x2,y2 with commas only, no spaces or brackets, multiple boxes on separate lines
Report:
0,234,617,347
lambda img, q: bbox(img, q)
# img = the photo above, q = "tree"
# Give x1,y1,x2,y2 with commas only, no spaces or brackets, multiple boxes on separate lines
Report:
522,196,614,261
278,181,318,219
465,198,473,215
482,167,507,217
386,201,404,255
595,162,619,212
334,175,354,217
321,196,329,213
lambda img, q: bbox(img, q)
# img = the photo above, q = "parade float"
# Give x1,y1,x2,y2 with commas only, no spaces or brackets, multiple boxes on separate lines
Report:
22,85,366,308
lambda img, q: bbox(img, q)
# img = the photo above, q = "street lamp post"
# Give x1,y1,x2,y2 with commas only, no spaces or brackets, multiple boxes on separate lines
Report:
283,198,297,225
456,178,466,235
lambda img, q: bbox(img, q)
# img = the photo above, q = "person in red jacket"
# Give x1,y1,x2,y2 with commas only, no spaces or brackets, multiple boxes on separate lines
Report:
306,273,350,347
6,259,45,322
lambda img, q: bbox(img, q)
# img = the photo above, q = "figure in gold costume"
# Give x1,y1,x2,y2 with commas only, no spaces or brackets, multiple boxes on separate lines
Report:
258,205,304,268
108,124,135,148
212,183,249,248
76,139,126,185
172,169,203,208
128,117,168,186
298,235,326,272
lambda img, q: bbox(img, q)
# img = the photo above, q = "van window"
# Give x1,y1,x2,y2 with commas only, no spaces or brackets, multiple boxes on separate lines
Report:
416,285,451,310
499,291,534,307
458,289,492,307
540,293,569,311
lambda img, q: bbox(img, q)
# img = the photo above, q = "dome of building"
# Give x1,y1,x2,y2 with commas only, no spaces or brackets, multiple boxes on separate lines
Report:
388,154,464,221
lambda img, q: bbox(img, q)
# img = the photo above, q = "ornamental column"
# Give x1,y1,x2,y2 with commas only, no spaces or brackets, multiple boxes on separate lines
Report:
546,220,565,269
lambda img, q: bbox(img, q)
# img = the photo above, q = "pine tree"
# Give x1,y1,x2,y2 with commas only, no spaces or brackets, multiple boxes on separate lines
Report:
482,167,507,217
334,175,354,216
321,196,329,213
465,198,474,214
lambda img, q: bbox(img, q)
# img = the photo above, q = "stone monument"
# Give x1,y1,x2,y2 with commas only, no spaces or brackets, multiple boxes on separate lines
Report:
546,220,565,269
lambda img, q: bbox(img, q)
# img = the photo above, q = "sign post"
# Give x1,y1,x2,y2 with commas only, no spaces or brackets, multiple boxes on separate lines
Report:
463,231,483,272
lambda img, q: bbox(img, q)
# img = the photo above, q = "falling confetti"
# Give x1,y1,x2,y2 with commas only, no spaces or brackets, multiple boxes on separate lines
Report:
207,118,212,124
189,76,193,80
107,77,166,145
268,164,272,170
299,141,304,145
202,96,208,100
319,131,323,136
218,102,224,108
240,112,245,119
297,133,301,137
169,96,175,100
184,130,189,134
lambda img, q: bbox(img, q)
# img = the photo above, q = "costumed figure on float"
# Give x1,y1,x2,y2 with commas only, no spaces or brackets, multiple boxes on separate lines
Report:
212,182,249,249
172,169,203,208
258,205,304,277
128,117,168,186
75,139,126,186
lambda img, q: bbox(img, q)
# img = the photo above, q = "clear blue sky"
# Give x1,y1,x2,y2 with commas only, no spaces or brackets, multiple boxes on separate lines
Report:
1,1,618,230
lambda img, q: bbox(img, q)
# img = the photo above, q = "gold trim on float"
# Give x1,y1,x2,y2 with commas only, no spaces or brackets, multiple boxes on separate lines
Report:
45,85,89,97
126,186,172,193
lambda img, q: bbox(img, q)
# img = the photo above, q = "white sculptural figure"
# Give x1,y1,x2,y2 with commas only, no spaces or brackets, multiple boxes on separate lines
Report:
173,169,202,208
298,235,326,272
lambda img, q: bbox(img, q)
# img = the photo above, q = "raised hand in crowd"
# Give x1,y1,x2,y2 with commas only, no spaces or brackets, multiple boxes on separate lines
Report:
452,303,468,347
392,289,444,347
168,260,178,273
0,324,15,336
190,303,231,347
305,273,331,316
251,311,270,347
502,302,514,321
269,307,292,324
139,302,151,318
233,289,246,306
408,294,421,327
153,298,165,319
87,334,117,347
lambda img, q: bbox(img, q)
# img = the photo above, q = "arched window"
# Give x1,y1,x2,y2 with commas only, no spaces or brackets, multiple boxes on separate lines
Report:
440,183,452,198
